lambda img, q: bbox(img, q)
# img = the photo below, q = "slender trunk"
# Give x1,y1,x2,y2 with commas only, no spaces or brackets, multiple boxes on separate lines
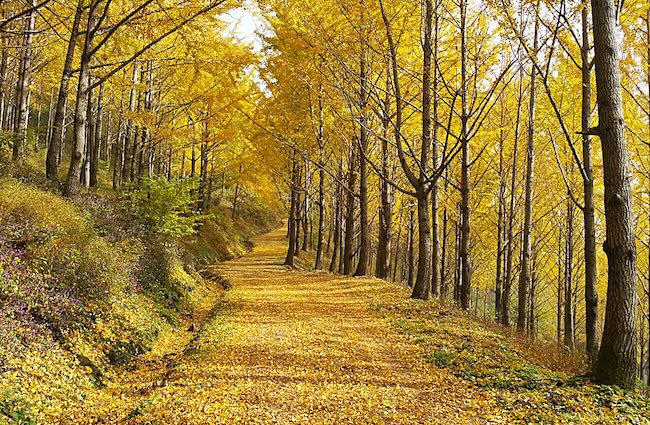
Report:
517,8,538,332
12,1,36,160
122,65,139,183
47,0,82,178
46,87,55,147
564,200,575,350
582,1,599,362
440,193,449,300
64,6,96,196
502,46,525,327
431,3,440,297
354,42,369,276
315,151,325,268
376,83,392,279
557,232,563,346
284,156,298,266
407,205,415,288
496,113,506,321
0,14,7,131
112,121,124,190
90,85,102,187
301,162,309,251
343,150,356,275
459,0,471,310
85,85,94,187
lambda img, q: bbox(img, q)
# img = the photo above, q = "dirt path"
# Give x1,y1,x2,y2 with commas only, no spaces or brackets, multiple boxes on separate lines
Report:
126,227,481,424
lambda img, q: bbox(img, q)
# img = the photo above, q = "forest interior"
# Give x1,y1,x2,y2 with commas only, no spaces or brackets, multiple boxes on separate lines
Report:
1,0,650,423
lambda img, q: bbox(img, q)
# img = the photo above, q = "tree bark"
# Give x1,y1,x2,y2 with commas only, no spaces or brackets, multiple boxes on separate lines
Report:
343,149,356,275
459,0,471,310
582,0,599,363
354,41,369,276
284,156,298,267
64,5,96,196
47,0,83,179
591,0,638,389
12,0,36,160
517,7,538,332
376,81,392,279
564,200,575,350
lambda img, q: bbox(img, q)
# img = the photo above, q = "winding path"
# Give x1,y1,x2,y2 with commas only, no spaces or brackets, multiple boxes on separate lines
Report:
130,227,479,424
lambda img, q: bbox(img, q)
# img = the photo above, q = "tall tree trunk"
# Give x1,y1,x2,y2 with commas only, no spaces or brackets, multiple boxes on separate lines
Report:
582,1,599,362
502,39,525,327
64,6,96,196
496,107,506,321
376,83,392,279
122,65,139,183
431,6,440,297
12,0,36,160
354,42,369,276
557,232,563,346
411,0,435,300
315,110,325,269
90,84,102,187
459,0,471,310
591,0,638,389
85,85,94,187
0,10,8,132
517,8,538,332
48,0,83,179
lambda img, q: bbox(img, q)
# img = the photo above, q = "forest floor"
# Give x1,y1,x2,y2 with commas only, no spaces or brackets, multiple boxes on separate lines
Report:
80,227,649,424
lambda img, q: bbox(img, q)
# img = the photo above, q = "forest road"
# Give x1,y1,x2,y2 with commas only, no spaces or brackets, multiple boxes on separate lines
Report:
126,226,483,424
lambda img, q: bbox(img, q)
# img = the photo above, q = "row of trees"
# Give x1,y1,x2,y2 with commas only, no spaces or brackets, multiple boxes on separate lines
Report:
1,0,276,211
257,0,648,389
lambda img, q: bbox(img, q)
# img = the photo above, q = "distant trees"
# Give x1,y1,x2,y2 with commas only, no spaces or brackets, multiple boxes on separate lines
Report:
261,0,647,390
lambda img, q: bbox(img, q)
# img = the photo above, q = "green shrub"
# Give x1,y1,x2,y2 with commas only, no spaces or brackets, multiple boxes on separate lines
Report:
127,178,202,238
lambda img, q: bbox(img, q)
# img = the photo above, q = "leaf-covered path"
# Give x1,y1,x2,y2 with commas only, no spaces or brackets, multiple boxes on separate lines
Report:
127,227,480,424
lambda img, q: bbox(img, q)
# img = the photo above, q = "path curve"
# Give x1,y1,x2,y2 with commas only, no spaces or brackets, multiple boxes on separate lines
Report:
132,227,479,424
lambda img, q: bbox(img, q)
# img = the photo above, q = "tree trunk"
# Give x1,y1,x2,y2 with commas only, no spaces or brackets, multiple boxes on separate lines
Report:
343,150,356,275
12,0,36,160
581,1,599,362
591,0,638,389
284,156,298,267
496,109,506,321
407,205,415,288
410,0,434,300
122,65,139,183
564,200,575,350
459,0,471,310
431,4,440,298
354,40,369,276
45,0,83,180
64,6,96,196
376,86,392,279
517,13,538,332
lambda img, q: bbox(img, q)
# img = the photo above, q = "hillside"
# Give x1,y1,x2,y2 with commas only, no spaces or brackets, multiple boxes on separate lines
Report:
0,171,279,424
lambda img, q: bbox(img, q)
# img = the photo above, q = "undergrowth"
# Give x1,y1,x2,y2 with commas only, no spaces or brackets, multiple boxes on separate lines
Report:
0,171,279,424
372,297,650,423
